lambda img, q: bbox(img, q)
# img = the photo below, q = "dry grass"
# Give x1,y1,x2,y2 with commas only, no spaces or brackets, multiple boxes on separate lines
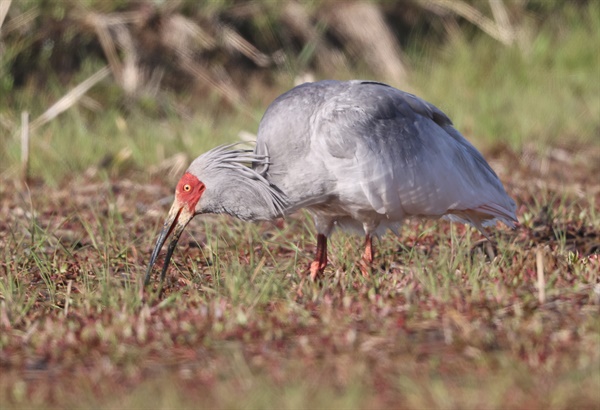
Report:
1,144,598,409
0,2,598,408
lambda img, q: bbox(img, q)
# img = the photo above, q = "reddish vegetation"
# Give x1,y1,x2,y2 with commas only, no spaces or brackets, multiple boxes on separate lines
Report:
0,148,598,408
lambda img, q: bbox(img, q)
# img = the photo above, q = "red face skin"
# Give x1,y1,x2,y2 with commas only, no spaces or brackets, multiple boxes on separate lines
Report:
144,172,206,286
175,172,205,213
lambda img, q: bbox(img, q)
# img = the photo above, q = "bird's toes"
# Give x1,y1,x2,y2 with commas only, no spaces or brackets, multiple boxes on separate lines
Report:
358,258,372,279
309,261,322,281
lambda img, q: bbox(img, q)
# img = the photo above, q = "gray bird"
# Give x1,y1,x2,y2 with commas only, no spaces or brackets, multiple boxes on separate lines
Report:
145,80,517,285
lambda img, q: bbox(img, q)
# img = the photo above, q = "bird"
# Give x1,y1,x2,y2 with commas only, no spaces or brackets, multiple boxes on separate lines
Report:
144,80,517,286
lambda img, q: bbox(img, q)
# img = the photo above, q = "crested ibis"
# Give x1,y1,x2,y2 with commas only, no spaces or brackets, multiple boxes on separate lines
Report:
145,80,517,286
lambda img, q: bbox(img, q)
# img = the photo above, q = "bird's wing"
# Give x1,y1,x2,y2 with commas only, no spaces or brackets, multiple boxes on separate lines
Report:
313,82,517,228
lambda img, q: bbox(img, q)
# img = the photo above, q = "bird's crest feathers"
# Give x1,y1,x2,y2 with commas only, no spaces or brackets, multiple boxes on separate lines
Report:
188,144,288,218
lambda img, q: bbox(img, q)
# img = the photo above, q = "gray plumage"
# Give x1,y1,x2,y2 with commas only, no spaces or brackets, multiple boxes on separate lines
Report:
146,80,517,285
196,80,516,235
188,144,287,221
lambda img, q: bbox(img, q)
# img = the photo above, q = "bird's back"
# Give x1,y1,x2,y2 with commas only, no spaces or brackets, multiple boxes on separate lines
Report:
254,80,517,235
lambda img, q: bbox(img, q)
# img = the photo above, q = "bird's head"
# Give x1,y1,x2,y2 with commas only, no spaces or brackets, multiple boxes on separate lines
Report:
144,172,205,286
143,144,286,288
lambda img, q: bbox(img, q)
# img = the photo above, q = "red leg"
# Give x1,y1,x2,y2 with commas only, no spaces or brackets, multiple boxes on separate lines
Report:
309,233,328,280
360,234,374,278
362,234,374,263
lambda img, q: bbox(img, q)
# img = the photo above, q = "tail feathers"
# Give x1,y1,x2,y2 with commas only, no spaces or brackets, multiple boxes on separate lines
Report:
444,201,518,239
474,203,518,228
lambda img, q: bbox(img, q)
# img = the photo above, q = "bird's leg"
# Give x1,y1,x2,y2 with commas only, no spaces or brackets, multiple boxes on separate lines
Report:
309,233,328,280
363,234,374,263
359,234,374,278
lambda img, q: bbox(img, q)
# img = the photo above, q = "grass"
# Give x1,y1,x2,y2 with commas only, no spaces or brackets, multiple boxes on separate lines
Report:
1,4,599,183
1,153,598,408
1,4,600,409
409,1,600,151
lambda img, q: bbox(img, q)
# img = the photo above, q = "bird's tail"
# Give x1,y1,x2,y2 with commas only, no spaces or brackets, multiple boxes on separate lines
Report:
444,201,518,239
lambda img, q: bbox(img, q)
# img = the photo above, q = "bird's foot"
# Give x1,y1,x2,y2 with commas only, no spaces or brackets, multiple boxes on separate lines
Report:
309,260,325,281
358,258,371,279
296,261,325,298
360,234,374,278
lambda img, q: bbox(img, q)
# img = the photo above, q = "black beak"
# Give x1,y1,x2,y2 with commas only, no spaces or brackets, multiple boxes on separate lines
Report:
144,202,193,286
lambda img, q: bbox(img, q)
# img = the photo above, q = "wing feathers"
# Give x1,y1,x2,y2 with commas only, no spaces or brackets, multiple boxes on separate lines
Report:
315,81,517,230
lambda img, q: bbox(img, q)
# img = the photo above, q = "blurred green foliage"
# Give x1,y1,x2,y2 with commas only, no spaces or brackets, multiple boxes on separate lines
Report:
412,1,599,149
0,0,598,182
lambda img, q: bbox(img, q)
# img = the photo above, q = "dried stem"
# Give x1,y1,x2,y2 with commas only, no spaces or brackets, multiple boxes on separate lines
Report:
29,66,111,131
20,111,29,183
0,0,12,31
422,0,514,45
536,248,546,304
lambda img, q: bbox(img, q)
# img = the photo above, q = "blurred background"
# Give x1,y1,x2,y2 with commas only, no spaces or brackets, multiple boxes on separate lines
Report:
0,0,598,185
1,3,599,407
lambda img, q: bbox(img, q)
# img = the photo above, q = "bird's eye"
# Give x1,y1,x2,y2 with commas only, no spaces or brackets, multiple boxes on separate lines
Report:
183,184,191,192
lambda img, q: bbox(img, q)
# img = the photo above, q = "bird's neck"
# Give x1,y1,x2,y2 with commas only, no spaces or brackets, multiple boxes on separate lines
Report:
199,170,286,222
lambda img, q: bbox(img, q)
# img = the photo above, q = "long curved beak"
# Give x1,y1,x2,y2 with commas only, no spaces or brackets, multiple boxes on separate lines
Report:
144,201,194,286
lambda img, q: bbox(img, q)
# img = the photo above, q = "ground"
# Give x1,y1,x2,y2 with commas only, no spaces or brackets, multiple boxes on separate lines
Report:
1,144,598,409
1,1,599,408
